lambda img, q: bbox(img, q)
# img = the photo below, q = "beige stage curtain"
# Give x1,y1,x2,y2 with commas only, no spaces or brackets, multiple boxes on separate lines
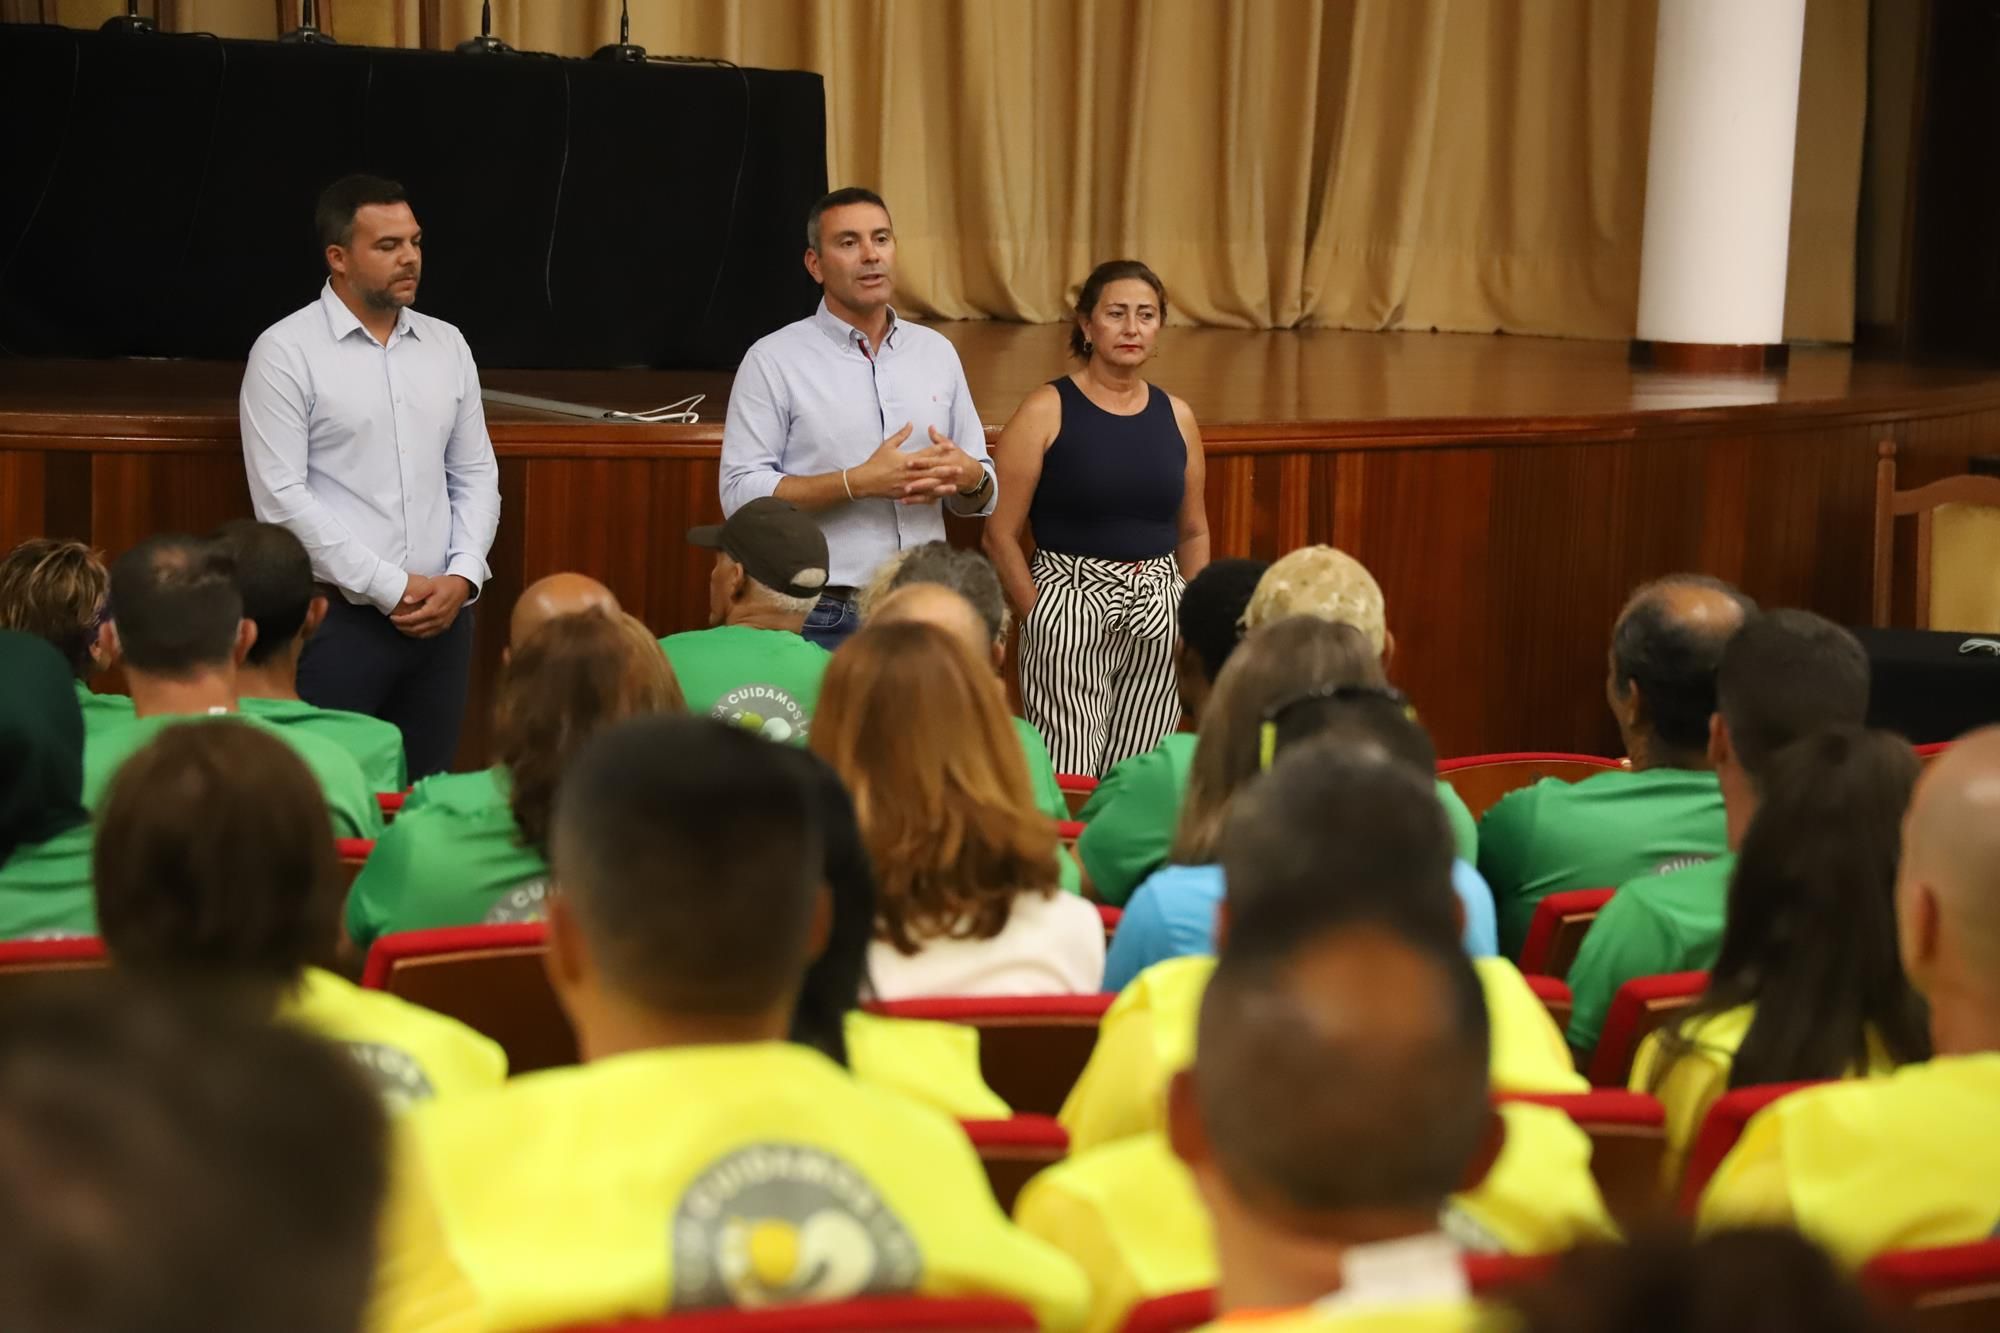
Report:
6,0,1867,341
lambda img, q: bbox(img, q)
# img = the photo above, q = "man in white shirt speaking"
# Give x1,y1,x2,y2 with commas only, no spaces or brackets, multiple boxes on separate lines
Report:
239,175,500,779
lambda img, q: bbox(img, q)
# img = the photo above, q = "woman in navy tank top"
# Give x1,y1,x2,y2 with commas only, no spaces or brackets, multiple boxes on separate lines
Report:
983,261,1211,779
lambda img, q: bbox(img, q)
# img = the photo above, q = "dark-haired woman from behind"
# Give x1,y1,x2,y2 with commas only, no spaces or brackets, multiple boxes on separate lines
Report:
983,260,1210,779
1633,726,1932,1180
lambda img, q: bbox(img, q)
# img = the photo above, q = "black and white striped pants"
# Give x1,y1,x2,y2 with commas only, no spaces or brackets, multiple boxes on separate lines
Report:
1018,549,1185,778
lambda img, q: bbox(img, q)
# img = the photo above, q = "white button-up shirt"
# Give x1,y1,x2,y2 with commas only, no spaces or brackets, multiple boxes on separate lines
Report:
720,301,996,588
239,283,501,614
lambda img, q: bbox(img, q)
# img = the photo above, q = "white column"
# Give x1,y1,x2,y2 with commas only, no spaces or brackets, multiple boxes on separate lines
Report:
1635,0,1808,348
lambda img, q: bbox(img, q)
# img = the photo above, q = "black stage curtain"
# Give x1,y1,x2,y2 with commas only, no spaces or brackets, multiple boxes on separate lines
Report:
0,25,825,369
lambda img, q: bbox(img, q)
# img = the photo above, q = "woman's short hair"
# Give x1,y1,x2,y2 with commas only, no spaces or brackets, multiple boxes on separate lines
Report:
94,720,340,985
1171,616,1386,864
0,538,111,678
494,610,686,853
811,619,1060,955
1071,259,1168,361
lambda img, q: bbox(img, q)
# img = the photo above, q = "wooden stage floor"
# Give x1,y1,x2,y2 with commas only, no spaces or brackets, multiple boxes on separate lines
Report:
4,326,1997,763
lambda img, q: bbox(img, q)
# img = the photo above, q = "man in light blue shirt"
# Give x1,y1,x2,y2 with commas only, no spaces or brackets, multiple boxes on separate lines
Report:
239,174,500,777
720,187,996,648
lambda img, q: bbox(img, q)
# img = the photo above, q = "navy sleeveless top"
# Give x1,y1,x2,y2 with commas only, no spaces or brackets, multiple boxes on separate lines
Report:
1028,377,1186,561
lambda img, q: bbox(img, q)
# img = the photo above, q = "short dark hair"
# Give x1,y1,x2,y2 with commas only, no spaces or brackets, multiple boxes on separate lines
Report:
783,745,879,1065
889,542,1008,644
316,172,408,251
0,537,111,677
807,186,890,252
1179,559,1271,683
209,521,314,668
95,720,340,987
1612,575,1757,755
108,535,243,676
1196,910,1490,1215
0,980,387,1333
1717,609,1870,783
1071,259,1169,361
552,717,824,1017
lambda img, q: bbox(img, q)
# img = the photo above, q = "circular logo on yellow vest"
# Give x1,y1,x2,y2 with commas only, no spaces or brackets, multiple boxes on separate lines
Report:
670,1144,920,1310
712,685,810,744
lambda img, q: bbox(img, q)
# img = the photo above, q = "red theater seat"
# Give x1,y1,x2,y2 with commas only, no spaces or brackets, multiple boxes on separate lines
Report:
1523,973,1573,1030
1865,1240,2000,1332
361,924,576,1073
1503,1090,1668,1225
1056,773,1098,818
1518,888,1615,978
1675,1081,1825,1214
960,1115,1068,1213
1435,752,1623,821
866,994,1114,1116
1586,971,1708,1087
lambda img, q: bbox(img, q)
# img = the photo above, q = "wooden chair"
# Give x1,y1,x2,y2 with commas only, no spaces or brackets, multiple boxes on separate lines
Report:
1524,973,1573,1031
1872,441,2000,628
1435,752,1625,822
1097,903,1124,945
960,1115,1067,1213
1503,1091,1669,1227
1675,1081,1825,1214
1586,971,1708,1087
376,791,406,821
865,995,1114,1116
553,1296,1039,1332
361,924,577,1073
1518,888,1616,977
1057,773,1098,819
1865,1240,2000,1333
0,936,110,1003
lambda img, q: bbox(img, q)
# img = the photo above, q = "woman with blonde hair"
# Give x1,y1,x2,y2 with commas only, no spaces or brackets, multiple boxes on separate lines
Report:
813,619,1105,997
344,610,684,954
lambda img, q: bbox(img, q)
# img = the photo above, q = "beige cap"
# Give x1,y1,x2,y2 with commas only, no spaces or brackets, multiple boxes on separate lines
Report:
1243,545,1387,658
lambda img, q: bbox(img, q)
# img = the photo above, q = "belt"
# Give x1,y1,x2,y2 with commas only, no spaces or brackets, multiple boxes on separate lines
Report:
819,586,858,602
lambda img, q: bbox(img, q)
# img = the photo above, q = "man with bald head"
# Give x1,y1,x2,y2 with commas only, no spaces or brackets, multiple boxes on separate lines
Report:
508,572,618,658
1482,574,1756,953
1699,726,2000,1263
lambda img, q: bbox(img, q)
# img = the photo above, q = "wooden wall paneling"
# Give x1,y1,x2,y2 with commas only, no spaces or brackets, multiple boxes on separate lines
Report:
0,451,46,550
517,457,660,616
1204,453,1260,558
87,450,254,556
643,451,725,639
450,457,530,773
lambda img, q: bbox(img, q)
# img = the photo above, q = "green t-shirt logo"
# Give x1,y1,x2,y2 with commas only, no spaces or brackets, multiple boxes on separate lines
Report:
715,685,811,744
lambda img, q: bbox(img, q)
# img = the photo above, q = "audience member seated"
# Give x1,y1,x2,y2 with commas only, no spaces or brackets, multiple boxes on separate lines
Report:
1481,575,1752,955
96,720,505,1107
0,632,96,940
1507,1229,1891,1333
1065,709,1581,1155
0,536,133,737
0,982,389,1333
213,519,409,792
1631,728,1930,1182
1103,617,1498,991
1169,901,1512,1328
1020,745,1612,1333
812,620,1104,997
1242,544,1479,859
369,718,1088,1330
1566,610,1870,1053
81,534,381,838
662,497,833,745
869,577,1081,891
1699,726,2000,1263
1075,558,1268,905
344,609,684,953
867,540,1069,821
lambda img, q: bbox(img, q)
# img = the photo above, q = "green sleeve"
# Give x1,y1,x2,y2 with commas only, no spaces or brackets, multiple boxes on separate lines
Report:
332,765,387,840
1478,784,1544,957
1563,888,1677,1053
1075,754,1177,908
1436,780,1478,864
1015,720,1069,822
344,817,424,955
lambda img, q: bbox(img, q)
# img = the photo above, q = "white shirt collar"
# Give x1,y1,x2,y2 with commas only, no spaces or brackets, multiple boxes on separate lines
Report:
1311,1232,1468,1314
812,297,898,354
318,280,418,347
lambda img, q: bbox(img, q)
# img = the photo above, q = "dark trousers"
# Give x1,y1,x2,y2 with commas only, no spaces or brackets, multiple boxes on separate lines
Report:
297,595,476,781
801,592,861,651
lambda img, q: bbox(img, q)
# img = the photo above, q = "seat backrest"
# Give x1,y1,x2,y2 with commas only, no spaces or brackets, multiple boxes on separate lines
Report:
335,837,375,896
1675,1081,1825,1214
361,925,578,1073
551,1296,1040,1332
1523,973,1573,1031
1864,1240,2000,1333
1586,971,1708,1087
1871,441,2000,630
960,1115,1068,1214
1518,888,1616,977
1056,773,1098,819
867,995,1114,1117
376,791,405,820
0,936,111,1004
1435,753,1624,821
1502,1091,1669,1227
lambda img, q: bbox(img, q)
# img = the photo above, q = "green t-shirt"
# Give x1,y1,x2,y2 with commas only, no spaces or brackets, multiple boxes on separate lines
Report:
1480,766,1727,956
82,713,384,840
1009,715,1082,894
0,822,96,941
343,768,549,954
1565,851,1736,1053
660,623,831,745
74,680,135,740
237,696,408,795
1073,732,1477,907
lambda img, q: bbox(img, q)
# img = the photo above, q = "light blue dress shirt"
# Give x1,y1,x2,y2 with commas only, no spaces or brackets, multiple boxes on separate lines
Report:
1100,858,1501,992
720,301,996,587
239,283,501,614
